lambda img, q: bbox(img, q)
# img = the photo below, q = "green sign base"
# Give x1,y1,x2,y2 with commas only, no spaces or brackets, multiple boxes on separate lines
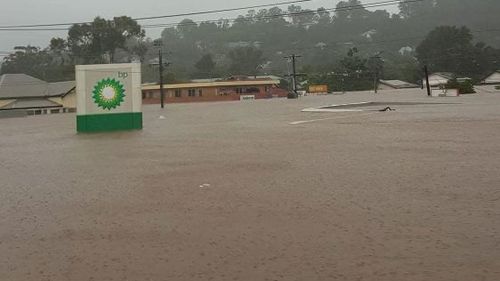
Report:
77,112,143,133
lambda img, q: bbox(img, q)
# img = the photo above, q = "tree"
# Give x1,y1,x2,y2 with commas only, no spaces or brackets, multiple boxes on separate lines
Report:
68,16,145,64
335,0,369,21
288,5,315,27
383,54,421,84
398,0,436,18
0,45,74,81
194,54,216,78
177,19,198,38
338,47,373,90
47,37,70,65
445,78,475,94
314,8,331,25
228,47,264,75
340,47,367,74
1,46,48,78
416,26,500,80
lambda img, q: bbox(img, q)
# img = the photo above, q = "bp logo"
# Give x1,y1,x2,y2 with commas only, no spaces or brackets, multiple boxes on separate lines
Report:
92,78,126,110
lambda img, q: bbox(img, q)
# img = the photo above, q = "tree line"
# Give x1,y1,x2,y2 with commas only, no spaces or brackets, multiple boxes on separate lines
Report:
1,0,500,91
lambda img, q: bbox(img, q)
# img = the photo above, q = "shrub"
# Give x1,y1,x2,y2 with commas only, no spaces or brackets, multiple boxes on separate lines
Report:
445,78,475,94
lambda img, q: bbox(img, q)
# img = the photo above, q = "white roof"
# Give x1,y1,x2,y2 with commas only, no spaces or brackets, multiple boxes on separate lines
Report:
379,80,418,89
483,71,500,84
0,74,75,99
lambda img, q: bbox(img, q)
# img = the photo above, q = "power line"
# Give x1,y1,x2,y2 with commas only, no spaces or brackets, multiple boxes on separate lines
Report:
0,0,312,29
2,27,499,75
141,0,422,29
1,26,499,63
134,0,311,21
0,0,422,31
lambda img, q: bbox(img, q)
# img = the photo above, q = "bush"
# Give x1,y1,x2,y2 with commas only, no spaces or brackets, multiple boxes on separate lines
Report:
445,79,476,94
495,85,500,90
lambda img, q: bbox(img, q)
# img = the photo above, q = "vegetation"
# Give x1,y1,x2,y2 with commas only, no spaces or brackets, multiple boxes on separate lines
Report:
445,78,476,94
194,54,216,78
416,26,500,81
1,0,500,88
67,16,145,64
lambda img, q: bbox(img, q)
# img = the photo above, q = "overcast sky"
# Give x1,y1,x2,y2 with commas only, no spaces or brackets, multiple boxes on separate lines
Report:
0,0,398,53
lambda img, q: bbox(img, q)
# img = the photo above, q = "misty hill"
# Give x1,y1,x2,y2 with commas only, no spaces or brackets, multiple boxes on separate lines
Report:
1,0,500,87
156,0,500,81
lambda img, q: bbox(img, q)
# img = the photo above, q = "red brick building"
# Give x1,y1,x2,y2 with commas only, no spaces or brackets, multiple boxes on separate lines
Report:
141,76,288,104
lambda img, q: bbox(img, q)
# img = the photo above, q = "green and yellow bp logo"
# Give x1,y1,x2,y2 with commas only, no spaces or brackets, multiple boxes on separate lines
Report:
92,78,126,110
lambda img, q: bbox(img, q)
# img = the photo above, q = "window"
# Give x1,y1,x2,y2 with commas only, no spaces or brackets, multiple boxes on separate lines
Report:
142,92,146,99
236,88,244,94
188,89,196,97
246,87,260,93
148,92,154,98
175,89,182,98
198,89,203,97
218,88,228,96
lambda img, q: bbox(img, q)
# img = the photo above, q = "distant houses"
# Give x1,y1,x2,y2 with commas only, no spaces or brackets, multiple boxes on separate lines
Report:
0,74,76,114
141,75,287,104
423,72,472,88
378,79,419,91
481,70,500,85
423,72,454,88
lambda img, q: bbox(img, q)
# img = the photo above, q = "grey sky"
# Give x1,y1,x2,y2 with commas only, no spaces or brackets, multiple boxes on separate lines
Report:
0,0,398,53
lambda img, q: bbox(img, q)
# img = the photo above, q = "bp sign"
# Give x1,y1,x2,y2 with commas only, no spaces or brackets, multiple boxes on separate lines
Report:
76,63,142,133
92,78,126,110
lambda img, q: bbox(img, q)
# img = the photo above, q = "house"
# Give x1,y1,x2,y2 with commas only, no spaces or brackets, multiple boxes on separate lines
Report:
423,72,472,88
141,76,287,104
481,70,500,84
423,72,455,88
0,74,76,114
378,80,419,90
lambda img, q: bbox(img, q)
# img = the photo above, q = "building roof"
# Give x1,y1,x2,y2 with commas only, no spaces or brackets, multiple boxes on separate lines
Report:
430,72,455,80
2,98,62,110
481,70,500,84
0,74,75,99
48,81,76,97
142,78,280,91
379,80,419,89
0,74,47,98
170,75,282,85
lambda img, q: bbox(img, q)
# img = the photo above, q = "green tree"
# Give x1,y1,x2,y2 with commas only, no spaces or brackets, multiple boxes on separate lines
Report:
416,26,500,80
398,0,436,18
68,16,145,64
445,78,475,94
194,54,216,78
1,46,48,78
228,47,265,75
335,0,369,21
177,19,198,38
0,45,74,81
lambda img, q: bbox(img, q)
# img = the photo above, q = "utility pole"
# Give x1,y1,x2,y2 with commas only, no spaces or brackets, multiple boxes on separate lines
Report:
151,40,170,109
424,65,431,97
370,52,383,94
159,49,165,109
284,54,303,99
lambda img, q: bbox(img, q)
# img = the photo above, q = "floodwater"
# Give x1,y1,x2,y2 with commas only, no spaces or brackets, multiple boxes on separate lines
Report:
1,88,499,281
